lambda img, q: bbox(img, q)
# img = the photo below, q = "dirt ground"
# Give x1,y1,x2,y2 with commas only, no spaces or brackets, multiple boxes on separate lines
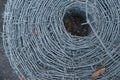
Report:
0,0,19,80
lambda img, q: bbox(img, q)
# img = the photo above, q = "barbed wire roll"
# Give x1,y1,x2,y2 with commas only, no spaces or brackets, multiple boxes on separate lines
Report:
3,0,120,80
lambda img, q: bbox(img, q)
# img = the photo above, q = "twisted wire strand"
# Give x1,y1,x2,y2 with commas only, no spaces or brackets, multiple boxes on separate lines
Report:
3,0,120,80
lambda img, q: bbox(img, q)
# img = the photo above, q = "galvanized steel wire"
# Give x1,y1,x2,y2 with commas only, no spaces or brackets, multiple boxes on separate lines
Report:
3,0,120,80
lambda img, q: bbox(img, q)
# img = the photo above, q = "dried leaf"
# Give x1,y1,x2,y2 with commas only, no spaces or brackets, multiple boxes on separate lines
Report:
91,67,105,79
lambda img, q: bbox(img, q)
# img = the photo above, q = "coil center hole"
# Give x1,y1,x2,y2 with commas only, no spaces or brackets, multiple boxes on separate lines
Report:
63,8,92,37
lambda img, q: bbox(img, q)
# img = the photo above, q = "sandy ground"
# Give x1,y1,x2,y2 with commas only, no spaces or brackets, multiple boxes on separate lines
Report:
0,0,19,80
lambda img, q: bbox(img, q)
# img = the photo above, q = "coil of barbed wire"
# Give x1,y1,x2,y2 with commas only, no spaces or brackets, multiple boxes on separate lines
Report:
3,0,120,80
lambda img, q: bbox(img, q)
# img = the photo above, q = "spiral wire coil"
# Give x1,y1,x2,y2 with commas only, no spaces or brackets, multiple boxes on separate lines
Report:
3,0,120,80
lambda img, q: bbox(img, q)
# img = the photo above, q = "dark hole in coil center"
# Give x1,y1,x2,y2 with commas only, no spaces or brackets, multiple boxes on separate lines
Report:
63,8,91,37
